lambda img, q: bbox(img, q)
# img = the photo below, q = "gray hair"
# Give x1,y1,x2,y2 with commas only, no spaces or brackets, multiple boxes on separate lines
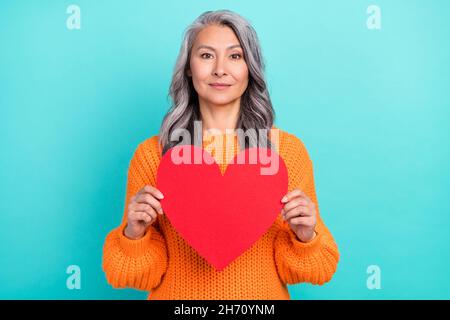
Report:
159,9,275,155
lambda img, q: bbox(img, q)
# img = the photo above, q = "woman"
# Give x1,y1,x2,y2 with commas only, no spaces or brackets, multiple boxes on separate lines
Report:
102,9,339,300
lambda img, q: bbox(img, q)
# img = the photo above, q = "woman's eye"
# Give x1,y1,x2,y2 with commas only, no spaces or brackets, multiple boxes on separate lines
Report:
231,53,242,60
201,53,213,59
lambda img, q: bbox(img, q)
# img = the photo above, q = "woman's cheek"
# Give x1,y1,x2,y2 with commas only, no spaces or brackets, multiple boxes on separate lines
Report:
235,67,249,91
236,77,249,95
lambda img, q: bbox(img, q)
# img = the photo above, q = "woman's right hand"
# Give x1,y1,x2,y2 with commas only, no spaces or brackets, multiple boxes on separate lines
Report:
124,185,164,240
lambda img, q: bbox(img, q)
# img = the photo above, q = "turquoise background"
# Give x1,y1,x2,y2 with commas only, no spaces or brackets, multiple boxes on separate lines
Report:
1,0,449,299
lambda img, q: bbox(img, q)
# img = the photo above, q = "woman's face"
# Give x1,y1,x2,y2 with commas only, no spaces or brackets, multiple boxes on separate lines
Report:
188,24,249,107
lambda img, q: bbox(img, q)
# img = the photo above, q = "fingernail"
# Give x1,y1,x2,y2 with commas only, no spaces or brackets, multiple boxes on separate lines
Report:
281,196,288,203
159,193,164,199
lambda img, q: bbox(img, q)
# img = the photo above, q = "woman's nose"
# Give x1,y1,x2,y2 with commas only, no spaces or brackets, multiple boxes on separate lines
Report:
213,57,226,77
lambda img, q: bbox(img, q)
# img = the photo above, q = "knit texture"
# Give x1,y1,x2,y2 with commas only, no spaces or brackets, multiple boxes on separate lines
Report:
102,128,340,299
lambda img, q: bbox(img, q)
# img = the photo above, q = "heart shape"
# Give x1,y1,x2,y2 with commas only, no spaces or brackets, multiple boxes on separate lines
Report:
156,145,288,271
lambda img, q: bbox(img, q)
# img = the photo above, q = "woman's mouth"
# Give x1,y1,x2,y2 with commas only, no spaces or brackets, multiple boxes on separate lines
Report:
209,83,232,90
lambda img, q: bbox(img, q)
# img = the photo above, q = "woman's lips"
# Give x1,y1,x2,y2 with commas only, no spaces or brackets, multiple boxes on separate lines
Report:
209,84,231,90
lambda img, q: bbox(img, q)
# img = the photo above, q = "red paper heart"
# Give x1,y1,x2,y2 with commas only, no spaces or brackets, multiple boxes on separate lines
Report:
156,145,288,271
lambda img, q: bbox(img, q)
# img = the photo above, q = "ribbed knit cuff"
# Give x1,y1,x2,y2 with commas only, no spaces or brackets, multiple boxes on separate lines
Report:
117,224,153,258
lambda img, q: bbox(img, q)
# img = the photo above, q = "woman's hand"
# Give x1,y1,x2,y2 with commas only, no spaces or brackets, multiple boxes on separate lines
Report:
281,188,317,243
124,185,165,240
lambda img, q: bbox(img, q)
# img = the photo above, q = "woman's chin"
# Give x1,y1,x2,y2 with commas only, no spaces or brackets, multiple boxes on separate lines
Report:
204,96,238,107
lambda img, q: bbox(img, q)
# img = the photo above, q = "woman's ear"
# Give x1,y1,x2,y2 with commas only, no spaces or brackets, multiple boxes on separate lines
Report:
186,69,192,77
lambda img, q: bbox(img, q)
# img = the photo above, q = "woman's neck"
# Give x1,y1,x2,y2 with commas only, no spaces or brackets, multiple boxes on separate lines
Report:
199,98,240,135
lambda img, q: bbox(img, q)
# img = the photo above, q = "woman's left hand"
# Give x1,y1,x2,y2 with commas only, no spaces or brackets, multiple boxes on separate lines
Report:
281,188,317,243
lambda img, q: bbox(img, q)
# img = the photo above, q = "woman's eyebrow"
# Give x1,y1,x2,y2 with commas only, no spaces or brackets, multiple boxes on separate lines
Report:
196,44,242,51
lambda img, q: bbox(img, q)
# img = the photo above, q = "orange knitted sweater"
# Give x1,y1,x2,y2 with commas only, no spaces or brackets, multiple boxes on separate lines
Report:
102,128,340,300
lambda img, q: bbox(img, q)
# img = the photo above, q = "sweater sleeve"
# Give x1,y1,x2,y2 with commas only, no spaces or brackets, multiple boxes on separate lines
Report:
274,136,340,285
102,139,168,291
